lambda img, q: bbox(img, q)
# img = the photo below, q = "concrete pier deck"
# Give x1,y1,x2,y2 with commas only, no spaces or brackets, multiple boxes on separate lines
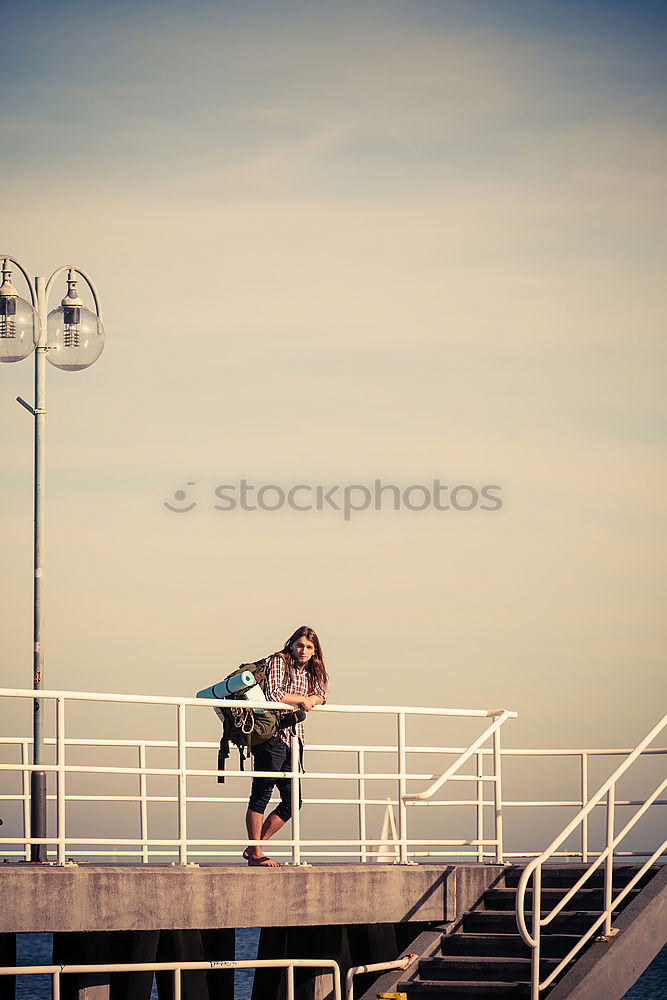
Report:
0,863,504,933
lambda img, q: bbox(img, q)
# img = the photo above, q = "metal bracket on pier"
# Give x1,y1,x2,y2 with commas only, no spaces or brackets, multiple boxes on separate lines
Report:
595,927,619,943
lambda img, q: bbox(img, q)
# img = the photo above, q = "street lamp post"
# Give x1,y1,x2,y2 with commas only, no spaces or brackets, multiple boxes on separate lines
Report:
1,255,104,862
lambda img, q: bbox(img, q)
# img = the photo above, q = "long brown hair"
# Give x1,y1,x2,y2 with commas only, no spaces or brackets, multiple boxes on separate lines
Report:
277,625,328,691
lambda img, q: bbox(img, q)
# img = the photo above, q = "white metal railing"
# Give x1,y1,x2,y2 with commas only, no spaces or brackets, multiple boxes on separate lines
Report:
345,953,418,1000
0,953,419,1000
515,713,667,1000
403,710,511,862
491,745,667,862
1,689,665,867
0,687,516,865
0,958,343,1000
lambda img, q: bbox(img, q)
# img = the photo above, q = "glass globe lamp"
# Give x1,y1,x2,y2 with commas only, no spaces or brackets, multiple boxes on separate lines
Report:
46,275,105,371
0,262,38,364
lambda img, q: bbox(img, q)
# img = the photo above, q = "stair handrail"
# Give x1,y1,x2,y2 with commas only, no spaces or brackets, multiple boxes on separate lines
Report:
515,712,667,1000
402,709,516,802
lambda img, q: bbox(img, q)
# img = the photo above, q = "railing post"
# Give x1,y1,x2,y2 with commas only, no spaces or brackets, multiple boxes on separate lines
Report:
139,743,149,863
358,749,367,863
173,968,181,1000
177,703,188,864
290,730,302,865
397,712,408,863
56,696,66,864
604,783,616,936
21,740,31,861
581,752,589,863
286,963,295,1000
476,750,484,863
492,724,504,863
531,865,542,1000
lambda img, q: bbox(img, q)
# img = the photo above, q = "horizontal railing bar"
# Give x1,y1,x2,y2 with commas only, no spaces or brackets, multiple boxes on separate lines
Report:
0,958,342,975
0,763,448,782
3,790,661,807
2,849,662,861
490,747,667,756
501,799,667,808
0,688,514,718
3,848,661,861
2,793,664,810
504,850,665,857
1,740,492,753
4,740,467,753
2,838,667,863
2,736,664,757
1,760,664,806
0,852,489,861
0,798,487,812
4,836,500,848
5,849,659,860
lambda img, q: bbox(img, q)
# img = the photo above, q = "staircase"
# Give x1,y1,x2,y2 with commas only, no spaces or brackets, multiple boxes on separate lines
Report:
395,864,654,998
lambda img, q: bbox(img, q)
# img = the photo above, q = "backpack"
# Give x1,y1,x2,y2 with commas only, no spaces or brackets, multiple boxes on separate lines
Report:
212,656,304,782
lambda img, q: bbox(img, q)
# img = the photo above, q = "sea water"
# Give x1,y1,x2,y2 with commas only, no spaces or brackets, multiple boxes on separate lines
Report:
13,934,667,999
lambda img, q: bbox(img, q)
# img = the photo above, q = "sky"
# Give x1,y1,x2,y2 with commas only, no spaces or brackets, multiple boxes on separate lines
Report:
1,0,666,760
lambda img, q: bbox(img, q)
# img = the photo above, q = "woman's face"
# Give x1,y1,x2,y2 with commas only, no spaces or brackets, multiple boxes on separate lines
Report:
290,636,315,665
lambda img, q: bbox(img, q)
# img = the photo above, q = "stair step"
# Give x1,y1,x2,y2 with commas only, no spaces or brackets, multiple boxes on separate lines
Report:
420,955,557,982
483,887,637,910
398,978,531,998
463,910,604,935
392,866,657,997
502,865,648,890
440,932,580,959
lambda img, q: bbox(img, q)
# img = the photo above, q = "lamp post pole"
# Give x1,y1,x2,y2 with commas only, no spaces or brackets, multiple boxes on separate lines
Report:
2,256,104,861
31,275,48,861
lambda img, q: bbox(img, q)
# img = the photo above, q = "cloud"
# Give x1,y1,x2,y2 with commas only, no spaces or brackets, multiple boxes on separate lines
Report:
1,0,665,746
4,0,666,199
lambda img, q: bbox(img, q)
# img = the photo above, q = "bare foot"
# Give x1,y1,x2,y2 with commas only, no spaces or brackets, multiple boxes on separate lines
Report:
243,847,281,867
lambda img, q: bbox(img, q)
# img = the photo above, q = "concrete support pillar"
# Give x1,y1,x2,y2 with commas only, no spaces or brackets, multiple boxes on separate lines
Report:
251,924,353,1000
200,928,234,1000
288,925,352,1000
155,931,208,1000
0,934,16,1000
394,921,431,955
110,931,159,1000
347,923,397,965
48,929,232,1000
251,927,287,1000
52,932,115,1000
345,924,397,998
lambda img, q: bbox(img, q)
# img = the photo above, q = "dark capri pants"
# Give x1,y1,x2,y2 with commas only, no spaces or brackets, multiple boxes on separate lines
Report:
248,735,303,821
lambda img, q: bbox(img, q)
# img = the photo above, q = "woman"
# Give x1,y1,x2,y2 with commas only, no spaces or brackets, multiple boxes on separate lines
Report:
243,625,328,867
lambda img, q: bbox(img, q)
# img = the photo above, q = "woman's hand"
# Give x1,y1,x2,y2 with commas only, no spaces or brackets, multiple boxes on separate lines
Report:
280,693,321,712
280,693,323,712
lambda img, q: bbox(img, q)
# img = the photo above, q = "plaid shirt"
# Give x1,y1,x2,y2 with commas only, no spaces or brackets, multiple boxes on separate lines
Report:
264,653,327,744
